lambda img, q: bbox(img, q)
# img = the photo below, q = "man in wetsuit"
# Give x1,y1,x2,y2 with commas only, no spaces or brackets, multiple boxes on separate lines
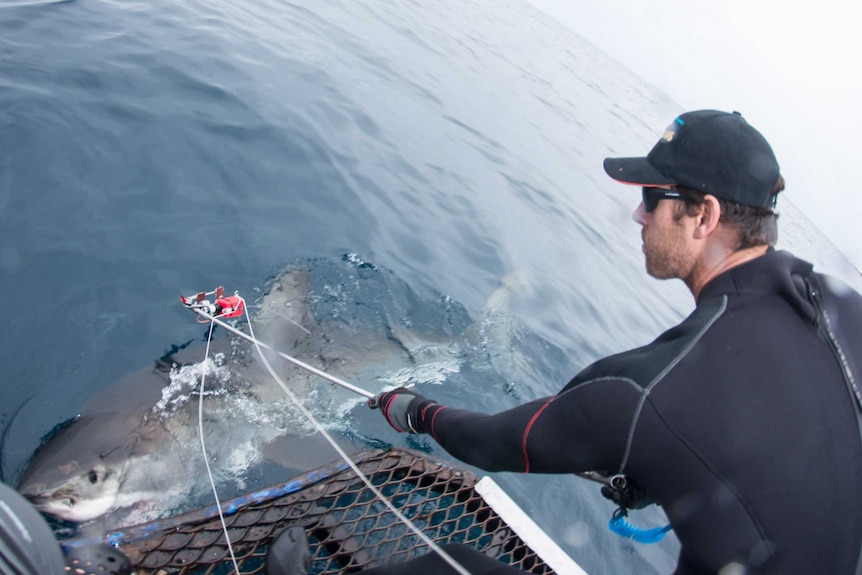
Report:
372,110,862,574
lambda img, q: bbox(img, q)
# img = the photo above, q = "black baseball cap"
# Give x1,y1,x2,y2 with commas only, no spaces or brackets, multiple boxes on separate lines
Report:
603,110,780,208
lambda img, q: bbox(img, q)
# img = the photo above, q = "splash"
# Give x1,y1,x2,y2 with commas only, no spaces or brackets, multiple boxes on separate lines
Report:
154,354,232,414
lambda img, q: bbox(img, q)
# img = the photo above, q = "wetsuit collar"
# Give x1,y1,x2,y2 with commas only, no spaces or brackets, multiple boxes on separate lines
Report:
696,249,817,321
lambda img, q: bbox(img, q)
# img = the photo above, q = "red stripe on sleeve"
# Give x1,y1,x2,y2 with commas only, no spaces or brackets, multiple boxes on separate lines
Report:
521,398,554,473
429,406,448,442
382,395,404,433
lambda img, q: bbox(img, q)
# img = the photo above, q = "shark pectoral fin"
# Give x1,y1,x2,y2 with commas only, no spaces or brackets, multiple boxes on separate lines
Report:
484,269,529,312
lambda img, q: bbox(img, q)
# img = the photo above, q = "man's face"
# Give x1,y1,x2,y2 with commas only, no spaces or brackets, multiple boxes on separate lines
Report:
632,198,696,280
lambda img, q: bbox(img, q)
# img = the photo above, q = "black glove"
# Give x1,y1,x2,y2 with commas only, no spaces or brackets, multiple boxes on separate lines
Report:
368,387,436,433
600,475,655,510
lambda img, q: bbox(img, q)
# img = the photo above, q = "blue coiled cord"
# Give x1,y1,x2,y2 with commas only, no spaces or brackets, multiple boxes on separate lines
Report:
609,508,672,544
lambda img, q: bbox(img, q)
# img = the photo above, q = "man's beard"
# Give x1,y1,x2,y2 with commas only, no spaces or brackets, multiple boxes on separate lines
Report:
643,225,690,280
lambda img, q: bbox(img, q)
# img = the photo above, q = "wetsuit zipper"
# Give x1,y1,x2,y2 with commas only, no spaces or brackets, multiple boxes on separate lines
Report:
808,279,862,575
808,282,862,412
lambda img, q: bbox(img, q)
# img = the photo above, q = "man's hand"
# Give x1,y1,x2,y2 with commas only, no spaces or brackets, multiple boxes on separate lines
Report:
369,387,436,433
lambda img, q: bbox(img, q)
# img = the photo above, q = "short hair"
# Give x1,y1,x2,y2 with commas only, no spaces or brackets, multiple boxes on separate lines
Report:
673,175,785,249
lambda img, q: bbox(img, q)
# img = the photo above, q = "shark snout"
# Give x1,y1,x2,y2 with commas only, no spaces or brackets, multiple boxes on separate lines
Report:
19,484,75,510
16,471,120,523
21,491,51,506
16,483,48,503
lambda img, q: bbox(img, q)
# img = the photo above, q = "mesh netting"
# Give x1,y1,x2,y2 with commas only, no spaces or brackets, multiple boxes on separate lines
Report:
67,448,554,574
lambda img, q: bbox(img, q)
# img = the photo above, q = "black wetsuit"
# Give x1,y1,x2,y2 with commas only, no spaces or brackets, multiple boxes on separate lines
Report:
409,250,862,574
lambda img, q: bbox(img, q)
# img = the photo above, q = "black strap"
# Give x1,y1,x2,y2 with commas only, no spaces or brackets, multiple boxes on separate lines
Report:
599,474,655,511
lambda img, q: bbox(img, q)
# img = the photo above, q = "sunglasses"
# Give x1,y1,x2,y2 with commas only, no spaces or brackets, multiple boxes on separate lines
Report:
642,186,683,213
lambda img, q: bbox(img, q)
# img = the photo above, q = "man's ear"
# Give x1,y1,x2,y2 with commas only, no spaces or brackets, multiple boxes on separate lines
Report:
693,195,721,239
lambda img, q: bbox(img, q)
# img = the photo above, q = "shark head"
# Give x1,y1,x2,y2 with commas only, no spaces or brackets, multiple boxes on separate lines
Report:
16,410,158,525
18,461,122,523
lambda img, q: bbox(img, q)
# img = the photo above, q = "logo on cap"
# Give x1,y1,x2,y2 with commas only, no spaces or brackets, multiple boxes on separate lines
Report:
661,117,685,143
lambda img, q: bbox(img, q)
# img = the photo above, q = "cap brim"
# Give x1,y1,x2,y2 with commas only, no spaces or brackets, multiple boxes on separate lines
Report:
603,157,677,187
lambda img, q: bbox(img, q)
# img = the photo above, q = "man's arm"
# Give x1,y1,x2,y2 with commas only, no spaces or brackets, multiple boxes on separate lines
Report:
374,380,639,474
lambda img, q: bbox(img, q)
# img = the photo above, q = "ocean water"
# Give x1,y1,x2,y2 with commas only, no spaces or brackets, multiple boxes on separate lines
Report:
1,0,860,573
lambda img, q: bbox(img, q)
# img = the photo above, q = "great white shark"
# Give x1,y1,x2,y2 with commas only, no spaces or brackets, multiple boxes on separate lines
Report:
15,261,534,529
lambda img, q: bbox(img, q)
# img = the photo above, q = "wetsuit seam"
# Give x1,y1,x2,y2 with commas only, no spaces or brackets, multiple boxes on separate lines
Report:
557,375,645,396
619,295,728,472
540,376,643,470
649,399,771,551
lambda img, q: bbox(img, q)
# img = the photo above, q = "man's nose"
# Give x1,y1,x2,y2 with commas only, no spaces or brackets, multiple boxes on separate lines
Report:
632,202,647,225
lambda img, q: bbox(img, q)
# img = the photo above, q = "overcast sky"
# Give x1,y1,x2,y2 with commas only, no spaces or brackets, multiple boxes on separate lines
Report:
526,0,861,269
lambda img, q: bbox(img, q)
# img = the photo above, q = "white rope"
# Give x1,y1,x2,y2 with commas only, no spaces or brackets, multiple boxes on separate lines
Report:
197,307,373,399
197,319,242,574
192,300,472,575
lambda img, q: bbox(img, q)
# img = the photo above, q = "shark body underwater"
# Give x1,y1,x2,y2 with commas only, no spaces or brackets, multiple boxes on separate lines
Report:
16,265,360,528
16,259,546,530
